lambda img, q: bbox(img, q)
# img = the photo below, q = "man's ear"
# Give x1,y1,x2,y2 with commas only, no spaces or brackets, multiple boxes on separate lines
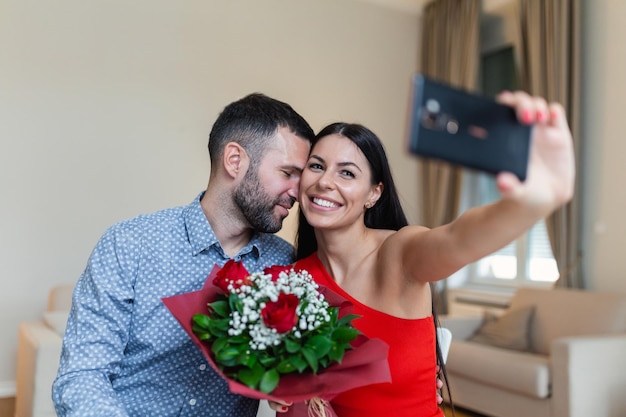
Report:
222,142,249,180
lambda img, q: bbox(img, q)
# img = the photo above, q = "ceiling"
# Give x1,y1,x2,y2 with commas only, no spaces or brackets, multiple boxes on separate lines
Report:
354,0,513,15
355,0,428,15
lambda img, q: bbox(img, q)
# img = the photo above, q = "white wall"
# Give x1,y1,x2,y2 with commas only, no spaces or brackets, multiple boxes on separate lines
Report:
0,0,420,386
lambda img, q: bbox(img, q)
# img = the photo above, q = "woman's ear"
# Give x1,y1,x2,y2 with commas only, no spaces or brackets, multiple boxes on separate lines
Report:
222,142,249,179
366,182,384,208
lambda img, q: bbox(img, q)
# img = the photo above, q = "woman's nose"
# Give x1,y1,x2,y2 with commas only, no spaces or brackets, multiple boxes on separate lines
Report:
317,171,334,190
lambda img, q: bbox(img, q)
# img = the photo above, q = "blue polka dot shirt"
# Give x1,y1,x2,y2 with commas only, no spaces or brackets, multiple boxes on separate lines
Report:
52,192,295,416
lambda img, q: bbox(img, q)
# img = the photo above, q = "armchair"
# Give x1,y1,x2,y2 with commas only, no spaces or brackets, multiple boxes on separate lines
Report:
441,287,626,417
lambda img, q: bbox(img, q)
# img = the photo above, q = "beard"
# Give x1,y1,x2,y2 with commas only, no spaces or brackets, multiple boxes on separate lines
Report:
233,168,295,233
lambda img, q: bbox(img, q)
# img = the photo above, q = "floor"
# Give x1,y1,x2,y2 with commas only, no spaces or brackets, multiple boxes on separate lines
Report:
443,405,488,417
0,397,14,417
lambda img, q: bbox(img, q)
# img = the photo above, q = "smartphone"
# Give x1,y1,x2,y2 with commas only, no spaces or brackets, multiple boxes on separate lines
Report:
408,73,531,181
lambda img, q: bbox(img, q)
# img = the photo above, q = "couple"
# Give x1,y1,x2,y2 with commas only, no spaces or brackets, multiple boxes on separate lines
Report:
52,91,575,417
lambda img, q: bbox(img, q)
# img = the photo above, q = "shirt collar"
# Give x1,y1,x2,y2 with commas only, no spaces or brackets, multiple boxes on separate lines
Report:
184,192,263,259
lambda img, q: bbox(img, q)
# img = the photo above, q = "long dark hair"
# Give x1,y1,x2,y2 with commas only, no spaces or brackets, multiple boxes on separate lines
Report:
295,122,454,414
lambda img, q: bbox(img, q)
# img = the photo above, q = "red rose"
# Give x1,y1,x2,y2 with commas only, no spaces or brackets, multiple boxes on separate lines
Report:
261,292,299,333
263,264,292,282
213,260,251,293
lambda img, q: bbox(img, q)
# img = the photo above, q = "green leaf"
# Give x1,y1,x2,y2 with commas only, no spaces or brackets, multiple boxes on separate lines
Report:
259,369,280,394
208,319,229,337
215,346,239,363
284,337,301,353
209,300,229,317
288,355,308,373
301,347,318,373
276,359,296,374
327,343,345,362
192,314,212,330
304,335,333,359
227,334,250,344
194,331,211,341
211,337,228,355
337,313,361,327
238,363,265,389
214,318,231,332
191,318,212,341
237,350,258,368
229,294,244,314
259,355,279,368
331,327,359,344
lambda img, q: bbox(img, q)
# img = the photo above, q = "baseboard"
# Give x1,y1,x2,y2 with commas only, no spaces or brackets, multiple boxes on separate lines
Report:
0,381,15,398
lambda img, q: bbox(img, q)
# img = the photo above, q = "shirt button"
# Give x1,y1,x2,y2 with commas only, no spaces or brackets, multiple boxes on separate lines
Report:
199,364,206,370
189,399,197,406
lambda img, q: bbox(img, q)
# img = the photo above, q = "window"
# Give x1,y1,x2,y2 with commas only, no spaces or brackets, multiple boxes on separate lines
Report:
463,46,558,286
464,172,559,284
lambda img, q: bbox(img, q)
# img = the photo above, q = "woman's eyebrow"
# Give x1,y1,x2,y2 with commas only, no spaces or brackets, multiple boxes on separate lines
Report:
310,154,362,173
337,161,362,172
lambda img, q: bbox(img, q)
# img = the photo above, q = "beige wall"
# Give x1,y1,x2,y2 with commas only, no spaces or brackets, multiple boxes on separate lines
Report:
0,0,420,386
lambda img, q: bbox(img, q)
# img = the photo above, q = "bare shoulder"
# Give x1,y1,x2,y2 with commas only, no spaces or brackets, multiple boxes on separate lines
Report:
377,225,430,264
381,225,430,249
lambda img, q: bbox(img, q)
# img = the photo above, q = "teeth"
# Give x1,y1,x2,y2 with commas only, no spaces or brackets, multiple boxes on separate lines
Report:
313,197,339,208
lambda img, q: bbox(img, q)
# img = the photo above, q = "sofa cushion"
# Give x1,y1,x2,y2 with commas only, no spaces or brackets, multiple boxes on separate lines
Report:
43,311,70,336
508,288,626,355
469,305,535,351
447,340,550,399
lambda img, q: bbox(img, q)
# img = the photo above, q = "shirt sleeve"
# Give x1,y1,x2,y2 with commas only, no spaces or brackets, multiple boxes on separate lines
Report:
52,222,139,417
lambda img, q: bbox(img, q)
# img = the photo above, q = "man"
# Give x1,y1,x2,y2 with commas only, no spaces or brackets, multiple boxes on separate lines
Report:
52,93,315,417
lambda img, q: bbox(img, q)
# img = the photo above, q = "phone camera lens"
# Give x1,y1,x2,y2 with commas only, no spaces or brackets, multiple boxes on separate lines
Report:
446,120,459,134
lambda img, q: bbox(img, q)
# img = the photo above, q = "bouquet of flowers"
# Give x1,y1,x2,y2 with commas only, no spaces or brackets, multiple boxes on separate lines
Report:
192,260,360,394
163,261,391,417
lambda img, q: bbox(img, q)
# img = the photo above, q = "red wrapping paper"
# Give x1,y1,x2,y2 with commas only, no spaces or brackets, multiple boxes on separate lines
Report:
162,264,391,407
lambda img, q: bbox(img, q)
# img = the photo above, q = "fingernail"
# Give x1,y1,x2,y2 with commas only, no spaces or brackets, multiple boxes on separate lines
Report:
521,109,533,124
550,108,559,120
281,406,288,412
537,110,546,123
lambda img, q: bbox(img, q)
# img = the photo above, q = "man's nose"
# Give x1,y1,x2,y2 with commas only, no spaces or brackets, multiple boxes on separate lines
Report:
287,178,300,201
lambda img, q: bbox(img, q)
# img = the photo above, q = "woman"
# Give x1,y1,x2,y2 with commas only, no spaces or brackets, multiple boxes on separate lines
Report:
277,91,575,416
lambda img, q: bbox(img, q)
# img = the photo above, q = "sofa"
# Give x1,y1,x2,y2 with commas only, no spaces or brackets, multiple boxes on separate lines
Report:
440,287,626,417
16,284,72,417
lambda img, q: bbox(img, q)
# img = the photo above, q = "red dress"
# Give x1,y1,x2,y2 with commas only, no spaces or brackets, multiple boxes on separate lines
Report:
295,254,444,417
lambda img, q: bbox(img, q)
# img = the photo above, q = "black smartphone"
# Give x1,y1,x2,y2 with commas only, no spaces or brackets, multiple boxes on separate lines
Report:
408,73,531,181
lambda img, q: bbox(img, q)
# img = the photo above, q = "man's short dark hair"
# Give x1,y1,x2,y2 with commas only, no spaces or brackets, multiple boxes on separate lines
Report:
208,93,314,168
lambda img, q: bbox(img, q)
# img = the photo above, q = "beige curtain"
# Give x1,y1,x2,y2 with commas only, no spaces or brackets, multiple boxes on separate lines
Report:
419,0,480,312
518,0,583,288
